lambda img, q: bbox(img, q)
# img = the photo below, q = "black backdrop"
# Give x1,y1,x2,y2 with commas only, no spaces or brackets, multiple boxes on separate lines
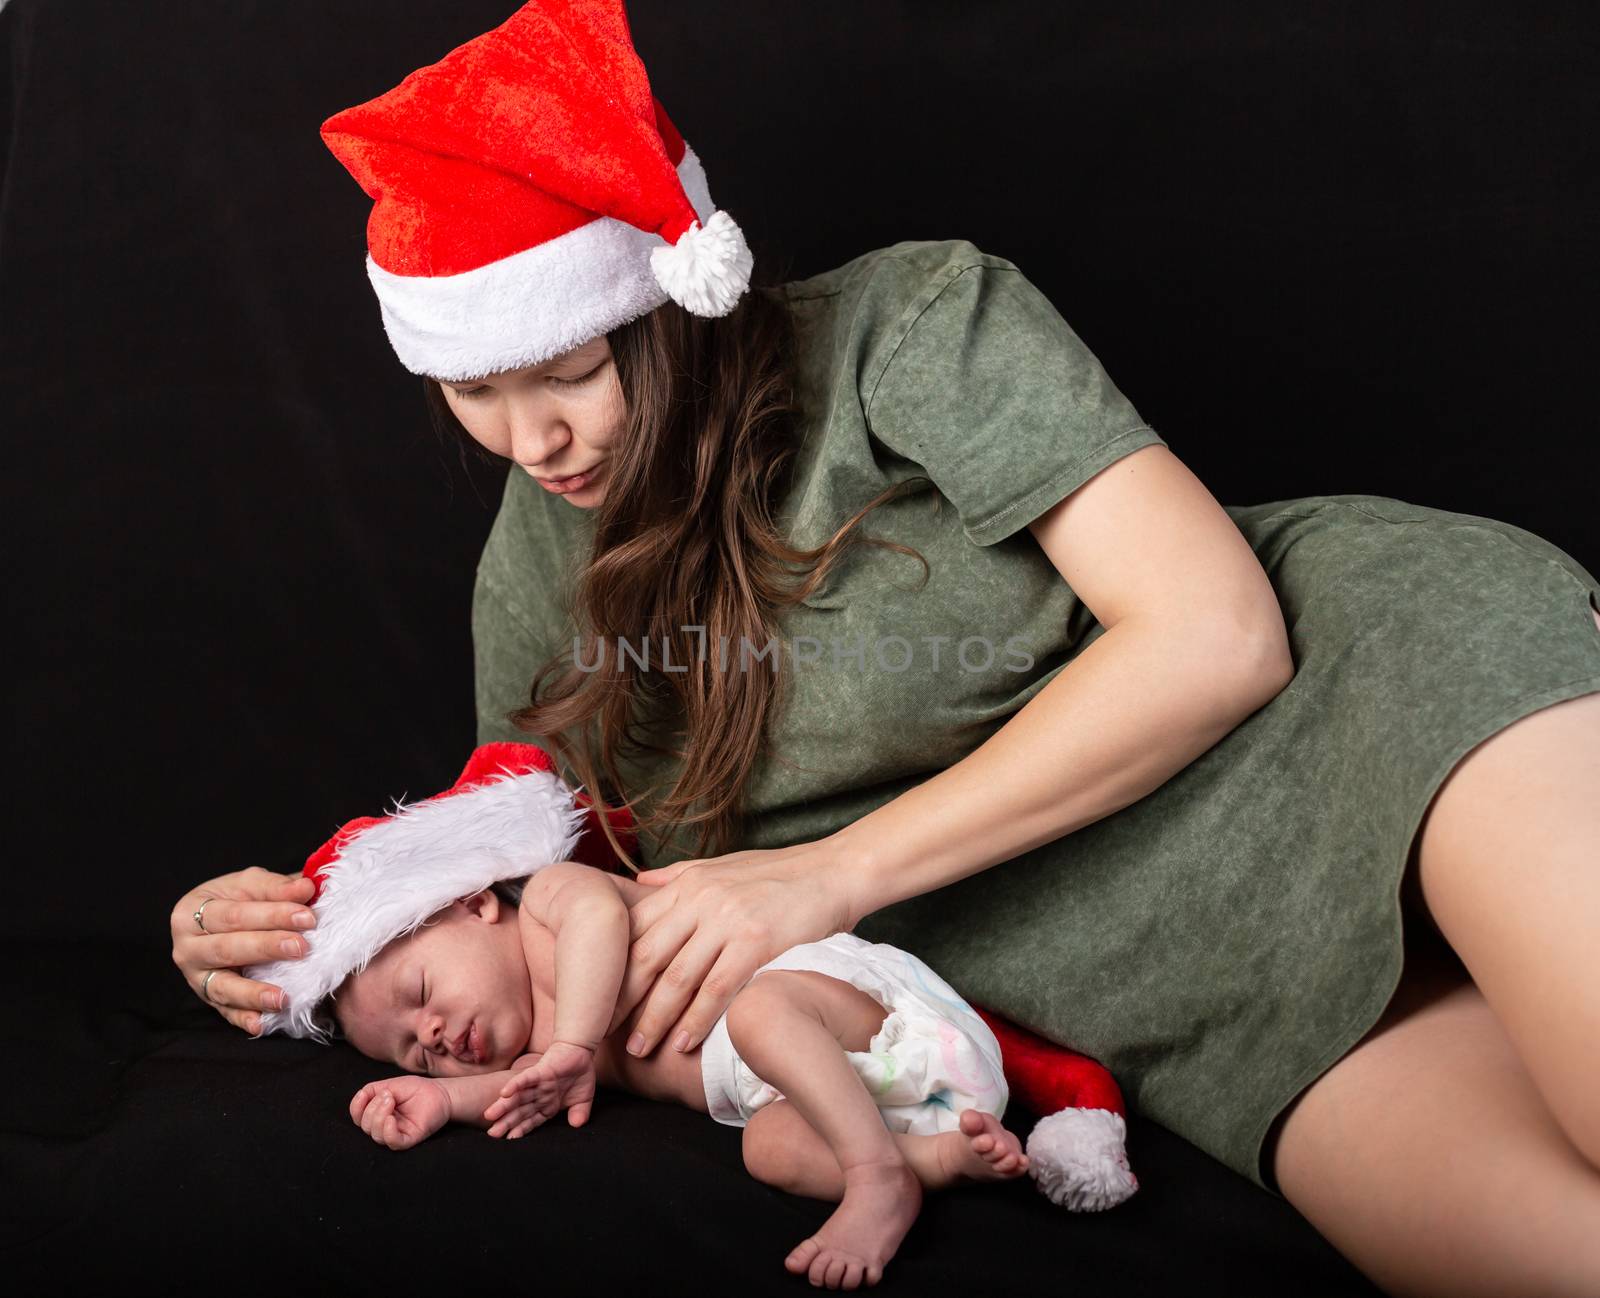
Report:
4,3,1597,1293
8,0,1598,943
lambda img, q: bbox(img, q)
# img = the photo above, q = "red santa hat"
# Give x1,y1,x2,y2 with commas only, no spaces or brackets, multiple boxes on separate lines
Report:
319,0,753,381
244,742,636,1043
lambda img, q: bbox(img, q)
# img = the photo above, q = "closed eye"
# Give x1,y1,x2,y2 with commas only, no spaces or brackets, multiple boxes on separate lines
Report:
453,361,605,400
408,969,431,1073
550,361,607,387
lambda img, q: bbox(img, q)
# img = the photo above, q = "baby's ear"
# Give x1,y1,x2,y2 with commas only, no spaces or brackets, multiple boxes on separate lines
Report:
459,887,500,921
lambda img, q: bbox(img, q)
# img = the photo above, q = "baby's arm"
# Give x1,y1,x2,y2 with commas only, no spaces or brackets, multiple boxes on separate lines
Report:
429,1056,542,1128
479,862,629,1135
520,860,630,1055
351,1054,546,1149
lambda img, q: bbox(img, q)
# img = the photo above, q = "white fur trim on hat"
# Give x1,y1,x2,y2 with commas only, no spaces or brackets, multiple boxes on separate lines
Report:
370,146,718,382
244,765,589,1043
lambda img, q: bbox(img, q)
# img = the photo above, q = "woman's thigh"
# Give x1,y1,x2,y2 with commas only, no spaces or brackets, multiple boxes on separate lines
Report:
1407,688,1600,1166
1264,931,1600,1298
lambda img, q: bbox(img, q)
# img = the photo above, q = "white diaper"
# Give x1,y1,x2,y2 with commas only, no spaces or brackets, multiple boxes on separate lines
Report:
698,931,1008,1136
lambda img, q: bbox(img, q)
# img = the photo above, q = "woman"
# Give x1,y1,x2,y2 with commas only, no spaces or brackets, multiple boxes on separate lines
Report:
171,4,1600,1292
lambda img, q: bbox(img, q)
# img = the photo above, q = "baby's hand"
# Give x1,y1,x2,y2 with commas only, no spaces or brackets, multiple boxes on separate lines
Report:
482,1041,598,1137
350,1076,451,1151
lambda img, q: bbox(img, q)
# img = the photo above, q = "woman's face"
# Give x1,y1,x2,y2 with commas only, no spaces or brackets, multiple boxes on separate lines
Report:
438,335,625,506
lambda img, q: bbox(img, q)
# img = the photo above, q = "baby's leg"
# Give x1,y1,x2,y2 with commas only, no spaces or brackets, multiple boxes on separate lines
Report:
744,1098,1029,1200
726,969,920,1288
724,969,1023,1289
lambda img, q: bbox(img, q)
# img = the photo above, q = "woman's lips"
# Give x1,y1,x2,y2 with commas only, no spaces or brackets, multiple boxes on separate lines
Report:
538,466,599,494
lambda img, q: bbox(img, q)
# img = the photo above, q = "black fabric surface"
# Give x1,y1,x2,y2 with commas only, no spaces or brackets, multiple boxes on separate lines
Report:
5,1,1595,1293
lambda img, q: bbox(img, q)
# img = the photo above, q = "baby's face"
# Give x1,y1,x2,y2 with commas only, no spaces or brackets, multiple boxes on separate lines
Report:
334,889,531,1077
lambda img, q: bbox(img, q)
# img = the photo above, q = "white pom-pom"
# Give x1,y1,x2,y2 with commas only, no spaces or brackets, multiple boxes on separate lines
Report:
650,209,754,317
1025,1107,1140,1212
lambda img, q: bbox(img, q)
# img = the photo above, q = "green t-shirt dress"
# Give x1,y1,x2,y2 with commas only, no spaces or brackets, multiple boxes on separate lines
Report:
471,239,1600,1197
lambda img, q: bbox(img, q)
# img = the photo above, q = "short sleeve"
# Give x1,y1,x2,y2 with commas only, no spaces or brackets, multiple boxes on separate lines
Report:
864,258,1167,546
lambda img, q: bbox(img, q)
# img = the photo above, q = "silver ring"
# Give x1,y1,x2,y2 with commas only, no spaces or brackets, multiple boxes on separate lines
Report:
200,969,222,1003
193,897,216,934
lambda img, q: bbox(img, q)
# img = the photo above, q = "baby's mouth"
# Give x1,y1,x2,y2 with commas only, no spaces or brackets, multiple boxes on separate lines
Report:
450,1021,483,1064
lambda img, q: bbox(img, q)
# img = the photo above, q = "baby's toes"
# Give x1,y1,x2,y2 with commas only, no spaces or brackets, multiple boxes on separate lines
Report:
816,1251,850,1288
997,1143,1033,1177
785,1236,822,1275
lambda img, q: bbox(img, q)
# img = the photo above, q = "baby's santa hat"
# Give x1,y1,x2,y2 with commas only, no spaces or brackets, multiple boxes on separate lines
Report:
319,0,753,381
244,742,635,1043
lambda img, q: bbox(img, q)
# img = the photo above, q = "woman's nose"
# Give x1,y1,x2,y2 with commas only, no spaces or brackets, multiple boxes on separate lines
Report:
509,416,569,469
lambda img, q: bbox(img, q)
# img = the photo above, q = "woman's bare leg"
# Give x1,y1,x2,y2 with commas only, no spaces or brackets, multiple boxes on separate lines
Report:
1267,943,1600,1297
1410,689,1600,1166
1264,683,1600,1298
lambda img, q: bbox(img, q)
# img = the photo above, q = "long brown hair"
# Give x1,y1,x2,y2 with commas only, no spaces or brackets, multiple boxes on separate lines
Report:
423,270,929,873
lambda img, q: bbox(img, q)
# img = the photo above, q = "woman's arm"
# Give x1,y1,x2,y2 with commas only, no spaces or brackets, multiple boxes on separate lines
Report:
622,446,1293,1057
831,444,1295,926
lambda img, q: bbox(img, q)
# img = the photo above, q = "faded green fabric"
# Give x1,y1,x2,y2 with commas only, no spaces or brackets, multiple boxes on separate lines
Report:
473,239,1600,1196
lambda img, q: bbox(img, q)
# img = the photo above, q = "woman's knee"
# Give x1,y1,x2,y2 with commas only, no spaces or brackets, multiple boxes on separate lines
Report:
1273,966,1600,1298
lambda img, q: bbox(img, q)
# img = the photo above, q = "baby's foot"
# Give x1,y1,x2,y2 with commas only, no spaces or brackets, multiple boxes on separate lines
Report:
930,1109,1030,1187
783,1158,921,1289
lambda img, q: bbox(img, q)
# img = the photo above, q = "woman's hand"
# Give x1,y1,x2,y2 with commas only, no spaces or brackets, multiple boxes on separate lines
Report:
621,838,856,1059
169,866,318,1035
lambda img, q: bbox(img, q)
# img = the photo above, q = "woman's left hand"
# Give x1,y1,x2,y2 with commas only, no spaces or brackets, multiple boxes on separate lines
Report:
622,837,858,1059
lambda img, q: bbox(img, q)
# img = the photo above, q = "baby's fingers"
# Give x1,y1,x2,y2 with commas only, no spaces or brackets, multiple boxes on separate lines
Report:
485,1086,543,1119
360,1090,391,1140
500,1068,546,1098
375,1097,414,1150
350,1082,393,1124
383,1113,413,1151
487,1102,547,1138
362,1091,403,1145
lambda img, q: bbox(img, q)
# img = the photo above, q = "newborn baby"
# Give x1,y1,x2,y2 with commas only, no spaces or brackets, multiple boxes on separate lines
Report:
327,860,1026,1290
